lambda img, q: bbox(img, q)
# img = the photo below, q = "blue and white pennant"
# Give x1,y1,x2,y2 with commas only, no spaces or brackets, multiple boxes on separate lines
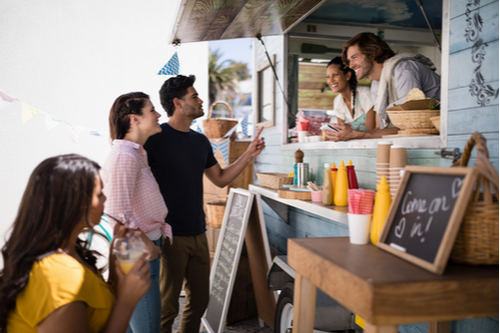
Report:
158,52,180,75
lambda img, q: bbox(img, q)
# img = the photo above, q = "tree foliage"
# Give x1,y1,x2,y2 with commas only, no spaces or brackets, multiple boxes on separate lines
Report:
208,48,250,109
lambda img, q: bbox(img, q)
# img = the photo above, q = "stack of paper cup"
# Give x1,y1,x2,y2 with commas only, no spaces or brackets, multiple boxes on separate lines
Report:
388,146,408,198
376,141,392,185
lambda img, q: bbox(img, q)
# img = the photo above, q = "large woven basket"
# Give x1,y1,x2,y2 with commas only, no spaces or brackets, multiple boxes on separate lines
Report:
206,199,226,228
450,132,499,265
386,110,440,129
203,101,238,140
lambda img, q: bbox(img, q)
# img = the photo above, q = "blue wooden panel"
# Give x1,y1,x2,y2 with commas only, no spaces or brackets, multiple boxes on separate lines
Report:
450,0,497,19
448,82,500,111
452,316,499,333
289,207,348,237
449,40,499,90
448,106,500,135
450,1,499,53
399,322,427,333
446,133,499,171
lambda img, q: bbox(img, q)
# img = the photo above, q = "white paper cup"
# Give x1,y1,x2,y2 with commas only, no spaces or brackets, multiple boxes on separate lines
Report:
347,213,372,244
298,131,308,143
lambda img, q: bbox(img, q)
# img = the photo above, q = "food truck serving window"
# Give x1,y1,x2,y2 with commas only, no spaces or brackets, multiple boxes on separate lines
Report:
279,19,447,150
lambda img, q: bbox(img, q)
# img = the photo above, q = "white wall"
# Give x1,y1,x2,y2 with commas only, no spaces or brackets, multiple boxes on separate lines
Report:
0,0,208,267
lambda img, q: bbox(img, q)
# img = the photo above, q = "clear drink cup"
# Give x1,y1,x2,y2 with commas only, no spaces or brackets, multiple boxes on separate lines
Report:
113,235,145,274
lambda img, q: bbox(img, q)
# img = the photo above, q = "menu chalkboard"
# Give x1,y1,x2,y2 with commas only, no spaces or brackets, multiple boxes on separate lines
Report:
203,189,253,333
378,166,478,274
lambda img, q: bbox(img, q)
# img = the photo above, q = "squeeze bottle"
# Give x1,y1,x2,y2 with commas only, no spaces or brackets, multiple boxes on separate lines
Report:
334,160,348,206
293,149,304,186
346,160,359,189
322,163,333,206
330,163,337,203
370,176,392,245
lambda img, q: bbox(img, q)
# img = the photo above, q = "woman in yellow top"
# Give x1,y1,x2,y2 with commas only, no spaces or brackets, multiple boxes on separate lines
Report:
0,154,151,333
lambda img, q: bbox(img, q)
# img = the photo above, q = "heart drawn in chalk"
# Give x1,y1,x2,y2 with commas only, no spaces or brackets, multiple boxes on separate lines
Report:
451,177,464,199
394,217,406,238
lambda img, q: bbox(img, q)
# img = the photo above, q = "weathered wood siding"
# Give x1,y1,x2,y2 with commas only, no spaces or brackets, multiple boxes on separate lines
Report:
447,0,499,171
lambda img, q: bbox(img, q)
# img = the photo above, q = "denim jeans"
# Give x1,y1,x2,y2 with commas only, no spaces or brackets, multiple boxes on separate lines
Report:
127,237,162,333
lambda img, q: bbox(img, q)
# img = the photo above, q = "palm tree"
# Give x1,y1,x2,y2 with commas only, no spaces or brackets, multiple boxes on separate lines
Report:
208,48,250,115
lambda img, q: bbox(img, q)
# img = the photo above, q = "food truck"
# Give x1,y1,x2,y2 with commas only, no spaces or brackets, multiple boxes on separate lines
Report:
170,1,498,332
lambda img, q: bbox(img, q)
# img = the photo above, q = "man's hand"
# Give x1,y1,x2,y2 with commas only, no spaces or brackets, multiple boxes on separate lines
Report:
247,126,266,157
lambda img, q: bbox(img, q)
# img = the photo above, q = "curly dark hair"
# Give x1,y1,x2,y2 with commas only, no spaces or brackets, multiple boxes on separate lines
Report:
159,75,196,117
109,92,150,140
342,32,396,66
0,154,100,332
327,57,358,116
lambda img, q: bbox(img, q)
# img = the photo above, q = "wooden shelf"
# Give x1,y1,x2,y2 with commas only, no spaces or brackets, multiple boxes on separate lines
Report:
249,184,348,225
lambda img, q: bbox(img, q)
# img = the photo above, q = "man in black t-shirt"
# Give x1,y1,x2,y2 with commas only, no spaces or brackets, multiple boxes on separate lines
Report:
144,75,265,333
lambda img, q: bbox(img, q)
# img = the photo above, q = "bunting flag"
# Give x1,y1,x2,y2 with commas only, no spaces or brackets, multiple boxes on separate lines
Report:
0,90,16,109
22,104,39,123
2,85,109,143
68,124,84,143
219,139,229,165
158,52,180,75
190,120,203,133
241,113,249,137
45,115,61,130
210,141,218,155
210,139,229,165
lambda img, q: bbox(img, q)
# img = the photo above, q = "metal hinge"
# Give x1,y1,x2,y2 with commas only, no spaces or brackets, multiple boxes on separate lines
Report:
435,148,462,162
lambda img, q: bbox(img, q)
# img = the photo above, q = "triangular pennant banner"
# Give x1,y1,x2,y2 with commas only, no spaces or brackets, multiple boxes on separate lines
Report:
158,52,180,75
219,139,229,165
67,124,84,143
22,104,39,123
89,130,106,137
210,141,218,156
45,115,61,130
241,113,250,137
0,90,16,110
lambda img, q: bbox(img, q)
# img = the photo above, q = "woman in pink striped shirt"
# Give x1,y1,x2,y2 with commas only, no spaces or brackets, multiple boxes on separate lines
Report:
102,92,172,333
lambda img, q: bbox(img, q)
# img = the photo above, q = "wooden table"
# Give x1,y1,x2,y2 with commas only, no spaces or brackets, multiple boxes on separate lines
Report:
288,237,498,333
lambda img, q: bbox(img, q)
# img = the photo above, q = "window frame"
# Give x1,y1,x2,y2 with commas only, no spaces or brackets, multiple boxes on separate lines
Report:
279,0,450,150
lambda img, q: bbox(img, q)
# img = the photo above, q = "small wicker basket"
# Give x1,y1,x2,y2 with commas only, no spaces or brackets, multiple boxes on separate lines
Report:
203,101,238,140
206,200,226,228
386,110,440,129
450,133,499,265
256,173,293,189
430,116,440,132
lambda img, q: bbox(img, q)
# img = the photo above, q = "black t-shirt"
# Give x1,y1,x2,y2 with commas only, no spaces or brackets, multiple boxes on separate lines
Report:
144,123,217,236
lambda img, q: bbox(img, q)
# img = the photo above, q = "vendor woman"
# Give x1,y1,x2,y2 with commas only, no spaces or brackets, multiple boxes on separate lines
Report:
325,57,375,134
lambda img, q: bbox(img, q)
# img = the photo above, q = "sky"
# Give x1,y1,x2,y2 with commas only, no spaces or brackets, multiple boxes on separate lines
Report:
209,38,253,71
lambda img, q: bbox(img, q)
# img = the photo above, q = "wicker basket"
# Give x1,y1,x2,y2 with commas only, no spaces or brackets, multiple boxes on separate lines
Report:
203,101,238,140
430,116,440,132
386,110,440,129
450,132,499,265
206,199,226,228
256,173,293,189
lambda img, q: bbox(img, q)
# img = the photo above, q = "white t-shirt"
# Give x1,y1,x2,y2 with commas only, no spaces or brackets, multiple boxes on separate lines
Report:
327,86,374,123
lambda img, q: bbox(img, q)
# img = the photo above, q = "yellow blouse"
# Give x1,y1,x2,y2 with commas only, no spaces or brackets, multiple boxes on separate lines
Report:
7,252,115,332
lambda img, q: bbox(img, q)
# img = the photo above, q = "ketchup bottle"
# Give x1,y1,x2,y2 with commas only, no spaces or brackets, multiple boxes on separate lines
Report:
346,160,359,189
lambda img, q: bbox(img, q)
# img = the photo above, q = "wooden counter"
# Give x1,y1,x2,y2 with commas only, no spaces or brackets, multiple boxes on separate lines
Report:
288,237,499,333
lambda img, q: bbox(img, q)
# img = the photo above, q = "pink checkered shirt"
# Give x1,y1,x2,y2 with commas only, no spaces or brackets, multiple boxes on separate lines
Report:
102,140,172,244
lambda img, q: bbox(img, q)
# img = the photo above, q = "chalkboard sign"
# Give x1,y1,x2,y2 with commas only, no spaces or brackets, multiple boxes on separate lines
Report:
203,188,254,333
377,166,478,275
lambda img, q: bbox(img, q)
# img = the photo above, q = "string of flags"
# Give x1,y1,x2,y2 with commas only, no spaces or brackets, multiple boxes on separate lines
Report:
0,89,107,143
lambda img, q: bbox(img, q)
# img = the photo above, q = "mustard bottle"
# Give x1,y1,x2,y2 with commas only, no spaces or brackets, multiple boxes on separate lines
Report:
322,163,333,206
334,160,348,206
330,163,337,203
370,176,392,245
